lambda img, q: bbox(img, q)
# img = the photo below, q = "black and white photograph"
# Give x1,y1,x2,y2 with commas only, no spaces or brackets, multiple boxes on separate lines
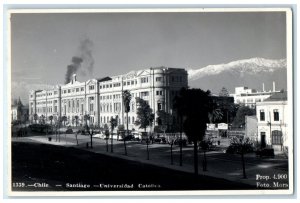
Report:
7,8,293,196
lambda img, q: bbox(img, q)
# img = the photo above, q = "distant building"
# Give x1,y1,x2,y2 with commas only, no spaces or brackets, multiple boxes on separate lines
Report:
11,98,29,123
256,91,288,152
245,115,258,141
231,82,280,108
29,67,188,130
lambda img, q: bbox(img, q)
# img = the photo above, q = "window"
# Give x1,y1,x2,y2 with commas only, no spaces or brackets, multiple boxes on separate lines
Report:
273,109,279,121
272,130,282,145
131,81,134,85
89,85,95,90
127,81,130,85
64,90,67,94
110,84,112,88
100,85,102,89
68,89,71,93
260,110,265,121
123,82,126,86
132,117,135,124
156,77,162,82
157,103,162,111
76,88,79,92
172,76,174,82
141,91,149,97
141,77,148,83
156,90,163,96
81,87,84,91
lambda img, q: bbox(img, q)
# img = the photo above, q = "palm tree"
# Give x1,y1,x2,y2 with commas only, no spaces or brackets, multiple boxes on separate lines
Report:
122,90,132,155
109,116,118,153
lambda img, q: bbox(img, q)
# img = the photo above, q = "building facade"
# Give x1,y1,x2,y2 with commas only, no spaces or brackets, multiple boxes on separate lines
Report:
256,91,288,152
11,98,29,123
29,67,188,130
231,82,280,108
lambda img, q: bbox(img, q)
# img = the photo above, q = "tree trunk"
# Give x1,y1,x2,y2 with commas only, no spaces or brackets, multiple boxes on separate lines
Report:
241,151,247,179
124,113,128,155
193,139,198,176
75,133,78,145
90,134,93,148
106,138,109,152
111,133,113,153
203,150,207,171
179,116,183,166
171,143,173,165
146,139,149,160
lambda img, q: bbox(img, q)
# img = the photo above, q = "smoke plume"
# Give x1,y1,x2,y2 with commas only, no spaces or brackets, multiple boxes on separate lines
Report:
64,38,95,84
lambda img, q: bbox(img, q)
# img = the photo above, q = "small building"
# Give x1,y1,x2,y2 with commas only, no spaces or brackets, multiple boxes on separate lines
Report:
245,115,258,142
256,91,288,153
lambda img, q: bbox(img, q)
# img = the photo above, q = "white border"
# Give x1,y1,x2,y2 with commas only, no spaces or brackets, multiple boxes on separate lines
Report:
5,7,294,197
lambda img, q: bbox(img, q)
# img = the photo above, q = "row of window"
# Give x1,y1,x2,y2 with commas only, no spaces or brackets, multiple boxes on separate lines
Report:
259,109,280,121
100,116,135,125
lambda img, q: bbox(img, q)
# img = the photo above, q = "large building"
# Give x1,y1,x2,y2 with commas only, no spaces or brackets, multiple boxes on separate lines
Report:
231,82,280,108
256,91,288,153
29,67,188,130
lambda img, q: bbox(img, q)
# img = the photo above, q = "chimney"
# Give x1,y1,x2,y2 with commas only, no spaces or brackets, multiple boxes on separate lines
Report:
72,74,77,84
262,83,265,92
273,81,276,92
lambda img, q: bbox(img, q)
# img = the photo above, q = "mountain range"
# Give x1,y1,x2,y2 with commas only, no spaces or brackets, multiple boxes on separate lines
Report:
187,57,287,94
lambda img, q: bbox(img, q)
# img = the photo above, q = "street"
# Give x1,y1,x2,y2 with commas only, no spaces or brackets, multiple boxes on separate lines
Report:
12,133,289,190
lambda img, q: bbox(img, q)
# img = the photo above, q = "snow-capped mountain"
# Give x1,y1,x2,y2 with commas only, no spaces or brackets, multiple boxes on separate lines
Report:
187,58,287,94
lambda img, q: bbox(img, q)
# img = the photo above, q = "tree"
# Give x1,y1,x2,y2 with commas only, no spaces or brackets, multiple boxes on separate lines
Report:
229,137,253,179
104,124,110,152
117,124,125,141
40,115,45,124
48,115,54,126
84,114,94,148
33,113,38,124
122,90,132,155
219,87,229,97
208,108,223,124
61,116,67,127
156,110,173,133
74,115,79,128
175,88,211,176
232,106,256,128
135,98,154,160
109,116,118,153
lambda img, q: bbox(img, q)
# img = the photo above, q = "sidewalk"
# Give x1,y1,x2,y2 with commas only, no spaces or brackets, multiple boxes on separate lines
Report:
13,133,289,188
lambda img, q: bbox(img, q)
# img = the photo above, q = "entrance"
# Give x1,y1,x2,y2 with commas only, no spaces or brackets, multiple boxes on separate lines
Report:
261,132,266,148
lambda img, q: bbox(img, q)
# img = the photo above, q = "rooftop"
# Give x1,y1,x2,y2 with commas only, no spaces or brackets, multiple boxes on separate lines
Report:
264,91,287,101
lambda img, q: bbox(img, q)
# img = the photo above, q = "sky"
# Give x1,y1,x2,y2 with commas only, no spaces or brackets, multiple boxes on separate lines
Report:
10,11,287,104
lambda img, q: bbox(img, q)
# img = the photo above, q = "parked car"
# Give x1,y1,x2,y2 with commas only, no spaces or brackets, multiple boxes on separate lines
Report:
93,133,106,139
154,137,167,144
173,138,187,146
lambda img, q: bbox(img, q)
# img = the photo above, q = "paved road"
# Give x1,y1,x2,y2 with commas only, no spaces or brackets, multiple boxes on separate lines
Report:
12,133,290,189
